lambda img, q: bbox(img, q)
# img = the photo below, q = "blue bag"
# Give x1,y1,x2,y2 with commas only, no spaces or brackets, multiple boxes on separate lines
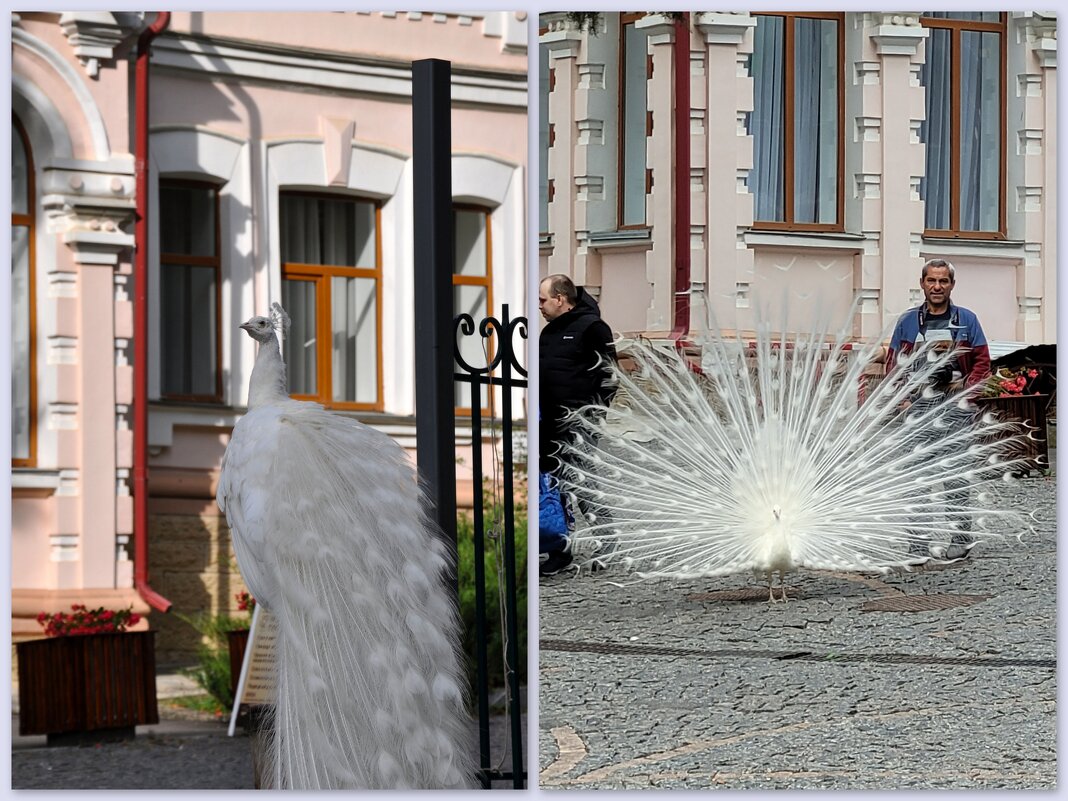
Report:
539,473,569,553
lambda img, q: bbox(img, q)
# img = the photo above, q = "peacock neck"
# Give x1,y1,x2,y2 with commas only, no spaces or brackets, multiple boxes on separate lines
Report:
247,335,289,410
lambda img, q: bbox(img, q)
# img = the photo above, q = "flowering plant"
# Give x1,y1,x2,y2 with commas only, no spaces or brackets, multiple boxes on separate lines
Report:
981,366,1042,398
36,604,141,637
235,590,256,614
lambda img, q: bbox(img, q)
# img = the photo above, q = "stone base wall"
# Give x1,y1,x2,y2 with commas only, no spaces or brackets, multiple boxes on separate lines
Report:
148,500,251,668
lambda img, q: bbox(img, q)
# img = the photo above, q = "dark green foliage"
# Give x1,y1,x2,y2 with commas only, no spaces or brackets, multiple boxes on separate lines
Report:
176,611,247,712
455,479,528,702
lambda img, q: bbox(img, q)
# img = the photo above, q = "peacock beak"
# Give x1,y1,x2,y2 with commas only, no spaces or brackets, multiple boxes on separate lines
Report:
239,321,255,332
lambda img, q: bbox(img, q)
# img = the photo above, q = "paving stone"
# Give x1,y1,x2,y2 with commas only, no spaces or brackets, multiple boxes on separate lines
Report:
538,476,1057,790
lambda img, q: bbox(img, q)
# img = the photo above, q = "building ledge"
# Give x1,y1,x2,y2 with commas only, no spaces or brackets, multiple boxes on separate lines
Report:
743,228,873,253
587,227,652,251
11,469,61,494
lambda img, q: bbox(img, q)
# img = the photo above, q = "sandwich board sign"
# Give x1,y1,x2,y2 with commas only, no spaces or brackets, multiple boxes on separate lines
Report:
228,604,278,736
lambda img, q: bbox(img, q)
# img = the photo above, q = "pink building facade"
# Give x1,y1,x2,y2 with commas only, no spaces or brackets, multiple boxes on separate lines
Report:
538,12,1056,347
11,11,528,661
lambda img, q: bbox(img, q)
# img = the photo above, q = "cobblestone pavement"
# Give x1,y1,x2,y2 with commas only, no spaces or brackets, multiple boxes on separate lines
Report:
12,693,527,789
538,475,1057,790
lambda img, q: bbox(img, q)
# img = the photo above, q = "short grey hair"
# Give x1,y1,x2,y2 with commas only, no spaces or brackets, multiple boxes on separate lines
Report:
921,258,956,281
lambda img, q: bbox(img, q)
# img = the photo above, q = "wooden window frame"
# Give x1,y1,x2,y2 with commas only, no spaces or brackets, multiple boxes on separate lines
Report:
919,13,1007,240
539,38,552,237
618,12,651,231
12,114,36,468
453,204,494,417
158,178,224,403
751,11,845,233
280,191,384,412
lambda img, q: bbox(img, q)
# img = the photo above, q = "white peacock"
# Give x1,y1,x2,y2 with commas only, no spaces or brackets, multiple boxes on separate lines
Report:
558,301,1035,601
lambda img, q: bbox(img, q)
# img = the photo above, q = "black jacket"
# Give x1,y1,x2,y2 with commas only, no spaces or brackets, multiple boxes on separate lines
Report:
539,287,616,424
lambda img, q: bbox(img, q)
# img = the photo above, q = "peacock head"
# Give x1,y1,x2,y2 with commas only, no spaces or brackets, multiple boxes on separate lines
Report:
239,316,276,344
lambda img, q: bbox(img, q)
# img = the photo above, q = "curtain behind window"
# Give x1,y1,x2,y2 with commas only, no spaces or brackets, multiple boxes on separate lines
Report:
793,17,837,224
959,30,1000,231
12,120,31,461
11,225,30,460
159,183,218,398
919,27,952,230
621,22,650,227
539,43,551,234
750,16,785,221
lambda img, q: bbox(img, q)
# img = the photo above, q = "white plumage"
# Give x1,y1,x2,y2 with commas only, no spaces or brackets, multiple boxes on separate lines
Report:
217,305,472,788
560,304,1033,598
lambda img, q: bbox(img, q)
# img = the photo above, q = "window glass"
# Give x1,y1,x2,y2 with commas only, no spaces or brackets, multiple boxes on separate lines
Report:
750,15,785,222
12,121,28,216
159,181,219,398
793,17,837,224
160,264,217,397
282,195,375,267
539,43,551,234
919,27,952,230
455,208,488,277
919,16,1002,234
280,193,381,409
959,30,1001,232
621,21,650,227
160,184,216,257
282,278,318,395
11,224,30,461
330,276,377,404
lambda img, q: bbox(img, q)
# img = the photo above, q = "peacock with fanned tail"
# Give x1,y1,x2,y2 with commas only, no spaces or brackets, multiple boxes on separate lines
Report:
217,304,473,789
558,302,1035,600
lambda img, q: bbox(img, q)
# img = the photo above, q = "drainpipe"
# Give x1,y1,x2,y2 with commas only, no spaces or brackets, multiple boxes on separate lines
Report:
133,11,172,612
669,13,691,345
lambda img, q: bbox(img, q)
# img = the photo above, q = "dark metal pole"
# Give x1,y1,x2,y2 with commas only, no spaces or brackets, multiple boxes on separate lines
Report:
412,59,458,581
499,305,524,789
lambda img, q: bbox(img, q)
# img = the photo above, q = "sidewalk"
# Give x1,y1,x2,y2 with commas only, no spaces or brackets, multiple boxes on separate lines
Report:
12,673,528,789
538,473,1057,790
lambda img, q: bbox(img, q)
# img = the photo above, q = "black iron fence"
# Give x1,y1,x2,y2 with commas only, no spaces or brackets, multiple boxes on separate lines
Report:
453,303,527,789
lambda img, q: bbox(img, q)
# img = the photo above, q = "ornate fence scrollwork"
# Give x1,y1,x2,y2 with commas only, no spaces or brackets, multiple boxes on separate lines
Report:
453,303,526,789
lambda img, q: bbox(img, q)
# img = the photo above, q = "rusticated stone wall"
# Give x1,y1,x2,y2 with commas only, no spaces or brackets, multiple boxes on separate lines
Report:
148,501,251,668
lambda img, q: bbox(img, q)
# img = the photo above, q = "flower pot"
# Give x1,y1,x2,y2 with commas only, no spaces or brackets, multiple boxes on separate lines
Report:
16,631,159,741
975,393,1050,474
226,628,250,700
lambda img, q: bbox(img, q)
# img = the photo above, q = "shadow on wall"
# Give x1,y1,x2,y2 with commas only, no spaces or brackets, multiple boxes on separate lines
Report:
147,452,245,668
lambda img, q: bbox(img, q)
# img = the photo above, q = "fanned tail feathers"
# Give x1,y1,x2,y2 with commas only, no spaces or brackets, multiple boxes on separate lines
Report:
560,307,1035,578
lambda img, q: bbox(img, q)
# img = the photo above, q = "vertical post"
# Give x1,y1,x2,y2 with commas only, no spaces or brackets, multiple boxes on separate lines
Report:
412,59,458,582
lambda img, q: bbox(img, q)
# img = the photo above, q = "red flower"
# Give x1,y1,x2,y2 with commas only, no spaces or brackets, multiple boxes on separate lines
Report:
1028,369,1039,378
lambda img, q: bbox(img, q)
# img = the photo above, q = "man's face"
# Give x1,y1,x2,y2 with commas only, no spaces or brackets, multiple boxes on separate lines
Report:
539,281,568,321
921,265,954,310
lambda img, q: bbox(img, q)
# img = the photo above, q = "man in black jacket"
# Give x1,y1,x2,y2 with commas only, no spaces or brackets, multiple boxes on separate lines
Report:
538,274,616,575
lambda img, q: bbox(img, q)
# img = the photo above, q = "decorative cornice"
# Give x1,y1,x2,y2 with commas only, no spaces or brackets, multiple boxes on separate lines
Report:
58,12,144,78
151,33,527,108
540,13,584,59
870,13,928,57
636,13,678,45
695,12,756,46
41,161,136,267
1017,12,1057,69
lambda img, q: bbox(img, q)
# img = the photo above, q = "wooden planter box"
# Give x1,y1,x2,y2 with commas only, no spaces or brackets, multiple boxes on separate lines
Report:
16,631,159,740
975,393,1050,474
226,628,250,700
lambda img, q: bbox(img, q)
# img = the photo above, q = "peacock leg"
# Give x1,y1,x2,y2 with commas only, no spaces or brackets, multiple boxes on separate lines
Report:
779,572,789,604
766,572,777,604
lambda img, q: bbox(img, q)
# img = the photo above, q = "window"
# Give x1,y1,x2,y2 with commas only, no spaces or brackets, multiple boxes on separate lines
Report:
748,12,843,229
919,13,1005,237
539,41,551,235
619,14,651,228
453,205,493,412
12,116,35,467
280,193,382,410
159,180,222,401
